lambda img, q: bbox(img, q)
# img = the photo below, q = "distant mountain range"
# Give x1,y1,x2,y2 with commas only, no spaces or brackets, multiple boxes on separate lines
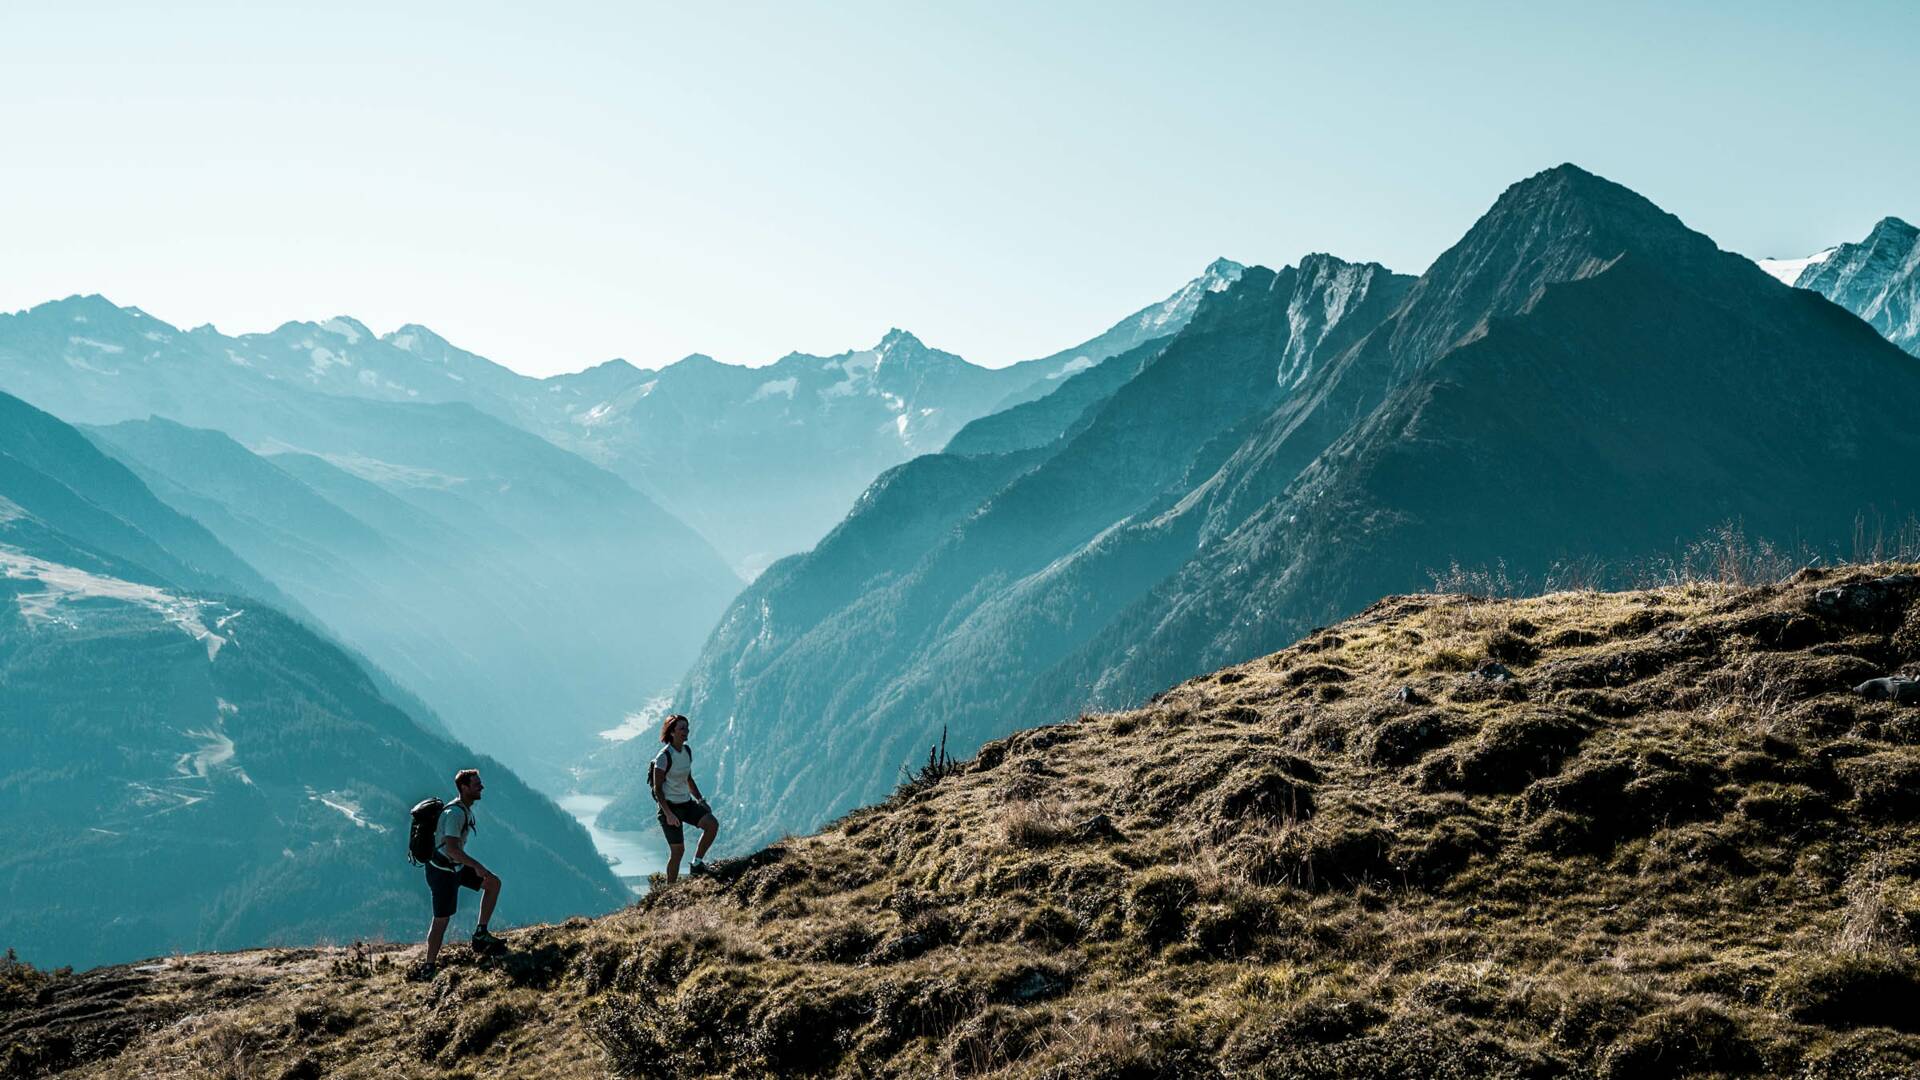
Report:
0,391,626,969
0,300,742,784
0,259,1246,791
151,259,1242,579
614,165,1920,848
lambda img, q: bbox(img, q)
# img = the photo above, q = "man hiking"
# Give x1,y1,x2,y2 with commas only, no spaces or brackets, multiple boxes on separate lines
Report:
421,768,504,972
653,713,720,883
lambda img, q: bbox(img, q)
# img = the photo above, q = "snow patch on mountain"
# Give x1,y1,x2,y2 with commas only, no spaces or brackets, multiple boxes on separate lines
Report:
310,789,387,832
751,377,798,402
176,723,250,786
1047,356,1096,380
1755,248,1835,285
1134,258,1246,335
307,345,350,379
1,546,233,660
575,401,620,427
319,317,364,344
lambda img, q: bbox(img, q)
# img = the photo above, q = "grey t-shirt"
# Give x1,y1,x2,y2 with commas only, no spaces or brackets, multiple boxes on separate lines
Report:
436,800,475,864
652,744,694,803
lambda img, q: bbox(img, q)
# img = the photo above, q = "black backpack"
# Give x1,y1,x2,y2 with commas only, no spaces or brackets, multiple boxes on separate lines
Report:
408,797,445,866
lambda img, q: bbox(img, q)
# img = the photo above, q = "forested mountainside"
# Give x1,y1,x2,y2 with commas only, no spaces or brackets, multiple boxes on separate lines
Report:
0,392,626,970
10,568,1920,1078
1792,216,1920,357
0,303,739,784
625,165,1920,851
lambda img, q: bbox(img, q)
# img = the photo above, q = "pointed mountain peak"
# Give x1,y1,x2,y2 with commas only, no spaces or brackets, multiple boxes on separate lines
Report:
1201,257,1246,289
384,323,452,353
1374,166,1732,376
875,328,925,353
1868,216,1918,244
583,357,642,375
1485,163,1687,237
28,293,129,321
316,316,372,343
1437,163,1721,290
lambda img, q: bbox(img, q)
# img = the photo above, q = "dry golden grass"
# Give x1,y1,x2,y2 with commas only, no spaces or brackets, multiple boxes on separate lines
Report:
10,564,1920,1078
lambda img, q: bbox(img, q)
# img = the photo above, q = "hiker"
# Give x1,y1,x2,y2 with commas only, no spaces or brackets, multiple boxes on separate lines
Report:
652,713,720,883
423,768,504,968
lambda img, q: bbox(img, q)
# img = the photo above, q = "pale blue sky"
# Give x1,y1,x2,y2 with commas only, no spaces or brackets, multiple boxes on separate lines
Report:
1,1,1913,376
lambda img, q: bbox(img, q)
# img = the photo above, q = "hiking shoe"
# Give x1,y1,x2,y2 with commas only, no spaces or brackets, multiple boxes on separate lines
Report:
470,928,506,953
404,961,435,983
689,860,711,877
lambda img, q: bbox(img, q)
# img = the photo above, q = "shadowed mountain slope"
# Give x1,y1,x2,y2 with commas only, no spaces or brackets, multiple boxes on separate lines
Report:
1033,167,1920,716
11,568,1920,1077
633,165,1920,852
606,255,1411,842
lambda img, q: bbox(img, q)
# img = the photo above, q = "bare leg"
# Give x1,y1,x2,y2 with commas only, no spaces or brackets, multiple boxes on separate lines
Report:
695,815,720,862
478,877,501,927
426,915,450,965
665,843,685,883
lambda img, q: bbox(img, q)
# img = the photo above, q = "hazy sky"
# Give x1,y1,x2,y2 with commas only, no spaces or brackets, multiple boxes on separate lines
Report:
2,2,1914,376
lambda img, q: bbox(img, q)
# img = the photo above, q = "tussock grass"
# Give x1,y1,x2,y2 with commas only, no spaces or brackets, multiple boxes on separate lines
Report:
13,564,1920,1077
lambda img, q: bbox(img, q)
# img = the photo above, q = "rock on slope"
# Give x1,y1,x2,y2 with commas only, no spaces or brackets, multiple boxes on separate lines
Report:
11,566,1920,1078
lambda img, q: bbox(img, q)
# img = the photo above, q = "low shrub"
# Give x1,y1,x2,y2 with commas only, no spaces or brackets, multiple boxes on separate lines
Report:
1595,999,1759,1080
1001,800,1074,849
946,1004,1041,1077
1767,953,1920,1032
449,1000,521,1058
1450,710,1588,793
1836,750,1920,820
1204,756,1318,822
1125,868,1197,946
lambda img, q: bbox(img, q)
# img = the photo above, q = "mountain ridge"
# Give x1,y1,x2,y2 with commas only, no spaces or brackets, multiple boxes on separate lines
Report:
638,164,1920,852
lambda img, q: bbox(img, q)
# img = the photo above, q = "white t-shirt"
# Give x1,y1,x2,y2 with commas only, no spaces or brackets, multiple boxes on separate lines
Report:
436,800,474,863
652,744,694,803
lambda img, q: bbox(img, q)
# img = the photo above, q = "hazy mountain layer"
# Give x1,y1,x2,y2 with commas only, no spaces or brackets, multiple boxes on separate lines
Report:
489,259,1242,577
45,262,1240,580
0,302,740,783
0,392,626,969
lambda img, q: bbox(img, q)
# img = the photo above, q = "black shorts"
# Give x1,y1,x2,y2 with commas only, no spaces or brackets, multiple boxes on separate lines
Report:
425,863,483,919
658,799,713,846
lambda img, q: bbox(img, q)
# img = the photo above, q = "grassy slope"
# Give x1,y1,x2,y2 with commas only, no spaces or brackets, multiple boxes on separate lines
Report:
8,567,1920,1079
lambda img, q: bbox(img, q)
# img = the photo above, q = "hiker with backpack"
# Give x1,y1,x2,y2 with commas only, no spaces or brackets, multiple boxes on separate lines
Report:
652,713,719,883
411,768,504,975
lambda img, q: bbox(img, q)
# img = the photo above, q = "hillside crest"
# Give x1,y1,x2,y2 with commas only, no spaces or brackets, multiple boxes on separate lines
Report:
10,567,1920,1078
